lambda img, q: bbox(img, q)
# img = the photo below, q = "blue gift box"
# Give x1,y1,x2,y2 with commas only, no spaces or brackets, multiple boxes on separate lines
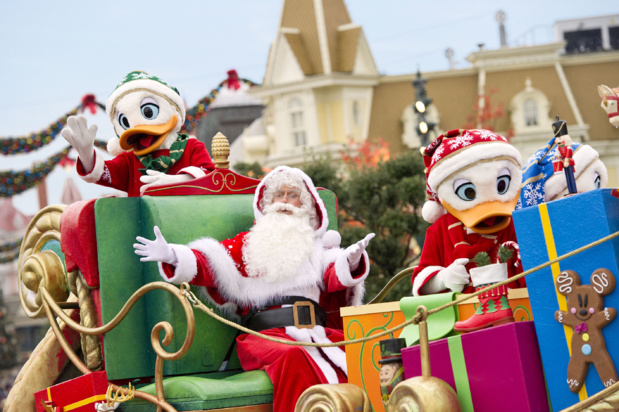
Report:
513,188,619,411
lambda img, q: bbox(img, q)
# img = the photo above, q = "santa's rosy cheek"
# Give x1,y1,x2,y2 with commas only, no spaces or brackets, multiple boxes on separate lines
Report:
571,308,577,314
589,308,595,314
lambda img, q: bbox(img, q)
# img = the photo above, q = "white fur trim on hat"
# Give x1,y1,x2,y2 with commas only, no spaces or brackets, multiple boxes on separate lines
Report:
253,166,329,237
106,138,124,157
322,230,341,249
428,142,522,193
422,200,446,224
106,78,185,121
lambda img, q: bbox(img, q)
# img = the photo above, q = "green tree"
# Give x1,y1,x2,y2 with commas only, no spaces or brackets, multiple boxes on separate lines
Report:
303,147,428,302
233,161,269,180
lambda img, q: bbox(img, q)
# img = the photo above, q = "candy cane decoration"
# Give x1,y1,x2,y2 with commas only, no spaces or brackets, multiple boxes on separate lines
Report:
501,241,521,267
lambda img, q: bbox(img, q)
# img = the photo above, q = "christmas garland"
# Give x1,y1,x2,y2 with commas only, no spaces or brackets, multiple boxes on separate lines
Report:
0,238,22,253
182,77,259,133
0,147,71,197
0,96,105,156
0,249,20,264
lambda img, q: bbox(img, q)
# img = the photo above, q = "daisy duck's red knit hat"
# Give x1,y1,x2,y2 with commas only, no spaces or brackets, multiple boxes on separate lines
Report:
421,129,522,223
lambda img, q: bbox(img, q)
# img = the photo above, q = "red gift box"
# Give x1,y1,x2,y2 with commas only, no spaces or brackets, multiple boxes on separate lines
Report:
34,371,109,412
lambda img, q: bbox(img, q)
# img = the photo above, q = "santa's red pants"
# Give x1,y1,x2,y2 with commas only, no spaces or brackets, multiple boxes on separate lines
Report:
236,327,347,412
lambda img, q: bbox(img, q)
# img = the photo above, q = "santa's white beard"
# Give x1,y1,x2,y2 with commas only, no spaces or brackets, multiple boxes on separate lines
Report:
243,203,316,283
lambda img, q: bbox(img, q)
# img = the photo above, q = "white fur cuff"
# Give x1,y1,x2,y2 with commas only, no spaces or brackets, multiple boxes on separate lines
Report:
157,244,197,284
412,266,444,296
334,252,370,287
179,166,207,179
80,151,105,183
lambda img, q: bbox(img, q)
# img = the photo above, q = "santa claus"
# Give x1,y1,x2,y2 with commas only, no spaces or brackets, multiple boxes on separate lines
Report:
134,166,374,411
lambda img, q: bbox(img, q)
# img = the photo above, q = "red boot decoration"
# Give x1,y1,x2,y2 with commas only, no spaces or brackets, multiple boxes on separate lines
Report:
454,283,514,333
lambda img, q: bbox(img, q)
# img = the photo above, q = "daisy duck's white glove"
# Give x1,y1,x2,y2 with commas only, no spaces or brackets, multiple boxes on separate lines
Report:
134,226,176,265
346,233,375,271
139,170,193,195
61,115,97,171
94,402,119,412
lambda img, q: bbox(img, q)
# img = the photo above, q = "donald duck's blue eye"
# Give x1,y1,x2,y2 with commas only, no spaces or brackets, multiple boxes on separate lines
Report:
141,103,159,120
455,181,476,201
118,114,130,130
497,175,511,194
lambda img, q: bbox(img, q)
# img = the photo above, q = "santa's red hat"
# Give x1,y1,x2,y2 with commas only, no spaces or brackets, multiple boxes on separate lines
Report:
253,166,330,237
421,129,522,223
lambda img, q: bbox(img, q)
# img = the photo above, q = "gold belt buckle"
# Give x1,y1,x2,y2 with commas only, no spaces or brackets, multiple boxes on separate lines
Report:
293,301,316,329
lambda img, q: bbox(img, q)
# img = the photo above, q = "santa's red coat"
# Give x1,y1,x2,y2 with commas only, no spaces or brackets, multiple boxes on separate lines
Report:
412,213,525,295
77,138,214,197
160,231,369,412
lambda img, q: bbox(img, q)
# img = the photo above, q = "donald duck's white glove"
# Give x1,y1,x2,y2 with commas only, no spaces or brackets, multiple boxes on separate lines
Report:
346,233,375,271
61,115,97,171
139,170,193,194
134,226,177,265
436,258,470,293
94,402,119,412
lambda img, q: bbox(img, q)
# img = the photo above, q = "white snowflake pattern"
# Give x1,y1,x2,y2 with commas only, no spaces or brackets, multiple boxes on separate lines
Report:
524,182,544,206
431,144,445,164
101,165,112,184
131,72,152,80
446,133,474,150
473,129,499,141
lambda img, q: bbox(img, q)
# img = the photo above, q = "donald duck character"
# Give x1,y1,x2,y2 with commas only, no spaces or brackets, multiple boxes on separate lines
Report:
412,129,526,332
61,71,214,196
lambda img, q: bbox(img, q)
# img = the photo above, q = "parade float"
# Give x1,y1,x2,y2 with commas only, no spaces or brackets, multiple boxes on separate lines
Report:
4,81,619,411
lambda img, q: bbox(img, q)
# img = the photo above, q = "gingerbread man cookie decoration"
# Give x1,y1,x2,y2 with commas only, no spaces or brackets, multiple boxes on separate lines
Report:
555,268,618,392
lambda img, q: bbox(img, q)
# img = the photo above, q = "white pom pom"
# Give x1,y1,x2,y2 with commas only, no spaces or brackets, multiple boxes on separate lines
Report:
422,200,446,224
322,230,342,249
107,138,124,157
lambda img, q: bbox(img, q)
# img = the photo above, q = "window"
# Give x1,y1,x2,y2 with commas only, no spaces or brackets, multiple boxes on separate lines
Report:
523,99,538,126
564,29,603,53
288,98,306,147
352,100,361,126
610,26,619,50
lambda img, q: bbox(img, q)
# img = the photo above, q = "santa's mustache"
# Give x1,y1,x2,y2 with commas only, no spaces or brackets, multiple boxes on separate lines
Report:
263,202,306,216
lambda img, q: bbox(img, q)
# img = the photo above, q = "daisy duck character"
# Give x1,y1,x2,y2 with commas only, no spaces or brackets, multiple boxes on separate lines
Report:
134,166,374,412
412,129,526,332
61,71,214,196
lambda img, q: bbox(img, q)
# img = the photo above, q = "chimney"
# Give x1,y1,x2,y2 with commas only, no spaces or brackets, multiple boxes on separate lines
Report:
496,10,507,47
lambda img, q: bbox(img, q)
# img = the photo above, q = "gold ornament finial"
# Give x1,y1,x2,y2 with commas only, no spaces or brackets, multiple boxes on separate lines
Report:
212,132,230,169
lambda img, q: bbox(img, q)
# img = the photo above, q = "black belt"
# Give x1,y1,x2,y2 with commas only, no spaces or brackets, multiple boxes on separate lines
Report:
242,296,327,332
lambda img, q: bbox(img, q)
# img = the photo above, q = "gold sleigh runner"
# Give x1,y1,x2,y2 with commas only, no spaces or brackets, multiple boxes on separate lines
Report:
9,203,619,411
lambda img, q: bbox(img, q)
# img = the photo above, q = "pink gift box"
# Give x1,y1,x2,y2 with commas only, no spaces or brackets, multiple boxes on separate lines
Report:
401,321,548,412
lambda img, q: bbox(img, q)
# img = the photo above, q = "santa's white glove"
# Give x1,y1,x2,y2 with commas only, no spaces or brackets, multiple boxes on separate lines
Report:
134,226,176,264
437,258,470,293
346,233,375,271
139,170,193,195
95,402,119,412
61,115,97,172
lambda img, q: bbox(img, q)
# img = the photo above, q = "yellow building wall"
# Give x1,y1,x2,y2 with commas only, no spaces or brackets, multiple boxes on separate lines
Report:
330,100,345,143
316,102,330,144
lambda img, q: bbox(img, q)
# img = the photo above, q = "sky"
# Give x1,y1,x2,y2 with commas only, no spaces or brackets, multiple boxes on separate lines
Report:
1,0,617,215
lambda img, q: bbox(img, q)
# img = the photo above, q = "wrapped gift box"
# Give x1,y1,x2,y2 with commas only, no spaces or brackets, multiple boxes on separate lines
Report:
34,371,109,412
401,321,548,412
340,288,531,412
513,189,619,410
